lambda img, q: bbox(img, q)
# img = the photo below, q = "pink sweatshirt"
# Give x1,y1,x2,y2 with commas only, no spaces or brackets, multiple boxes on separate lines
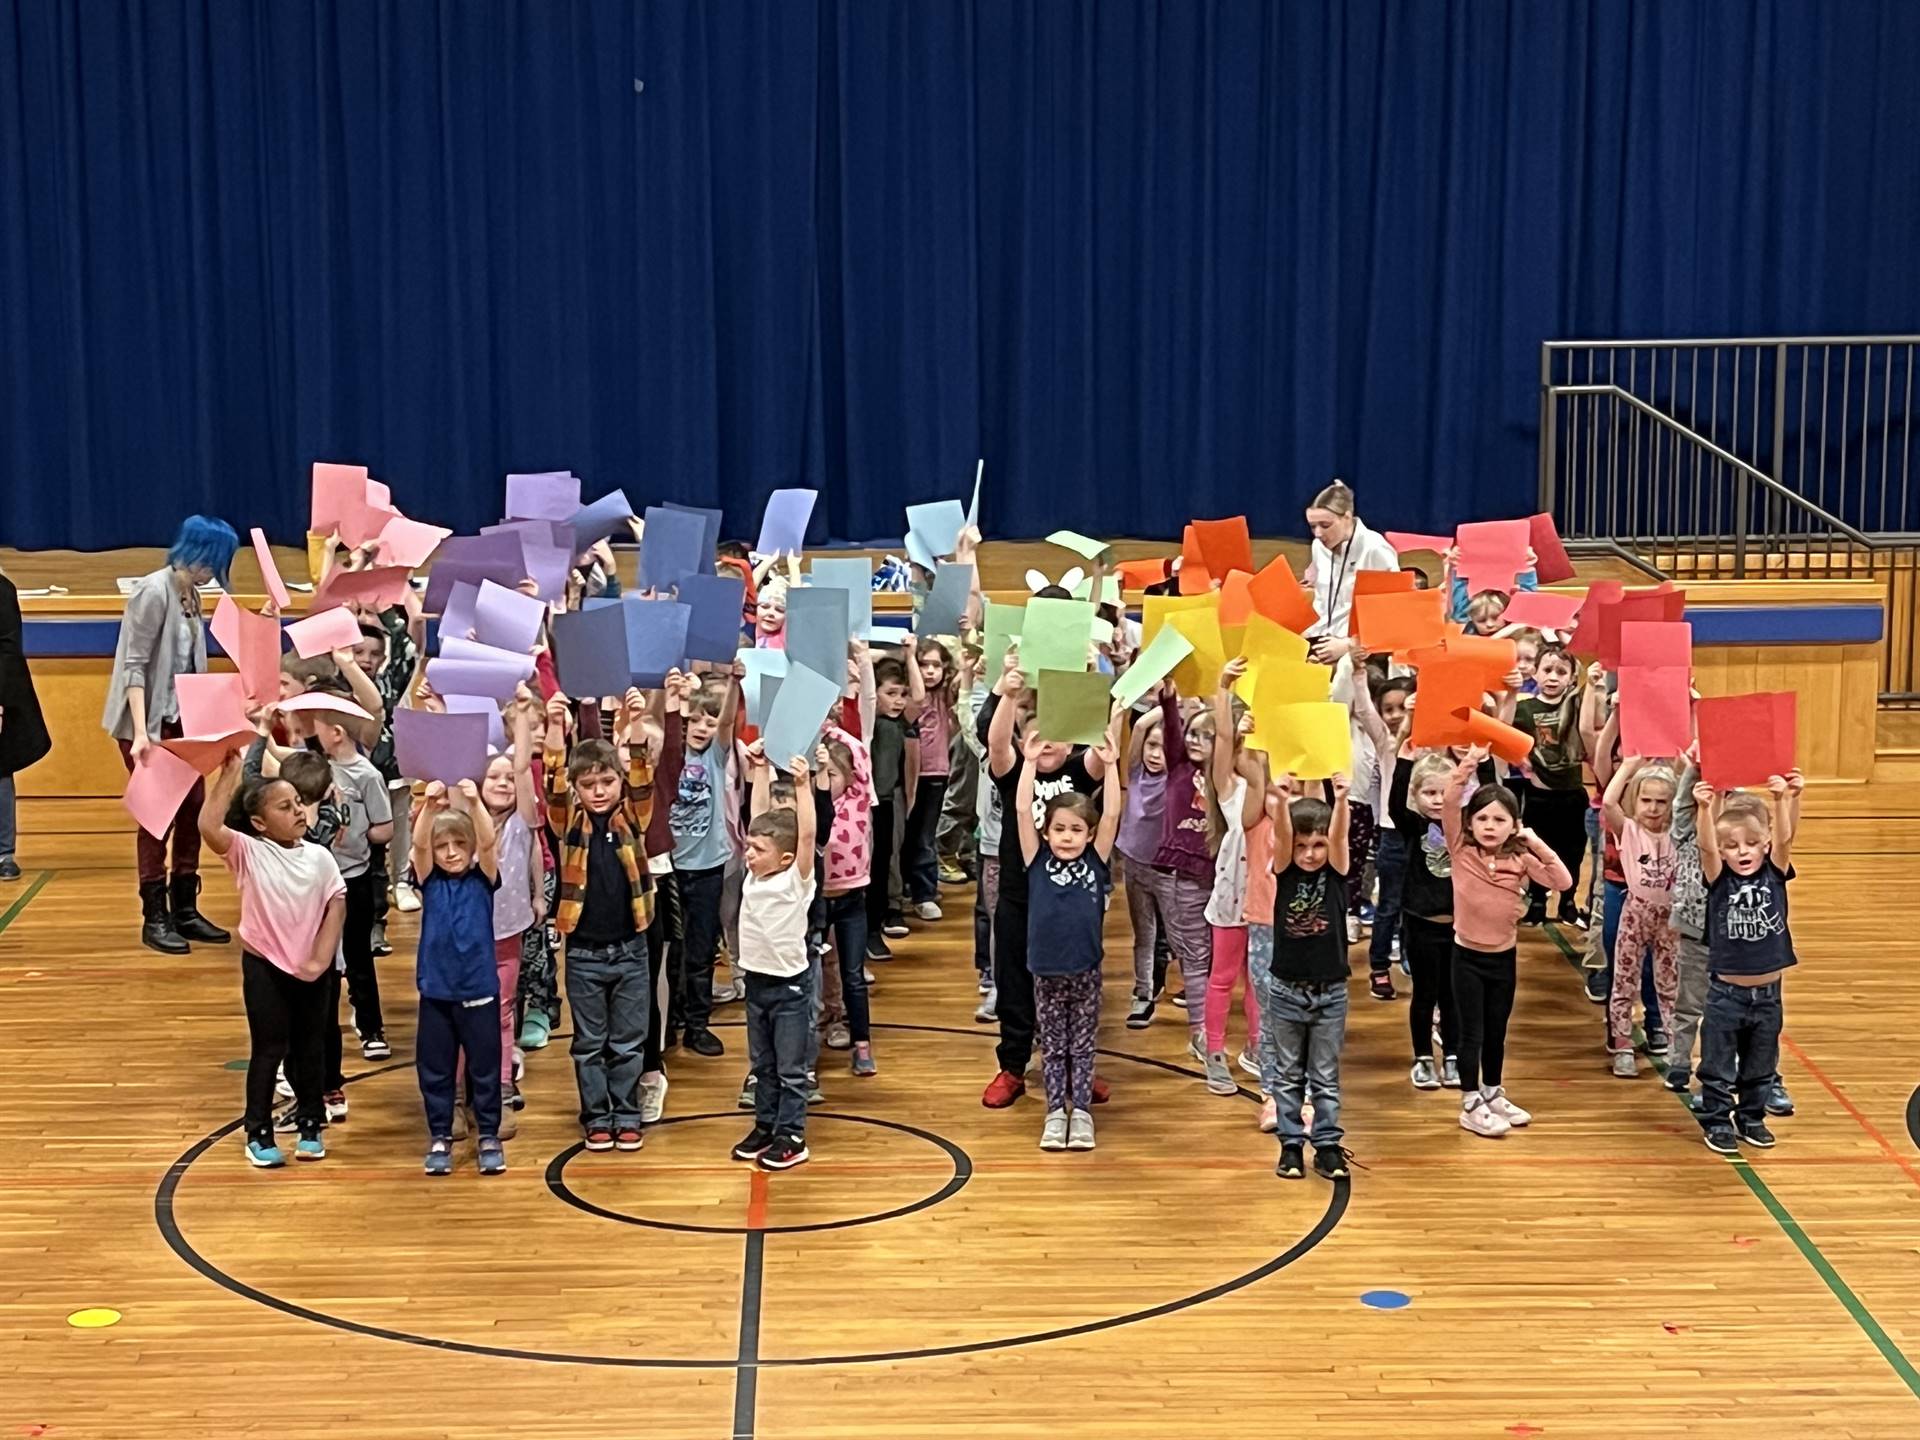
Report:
1442,800,1572,952
822,725,874,893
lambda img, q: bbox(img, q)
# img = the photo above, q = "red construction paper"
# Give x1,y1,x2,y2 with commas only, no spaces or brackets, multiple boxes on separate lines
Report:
1190,516,1254,580
1697,692,1797,789
1616,666,1693,758
1219,569,1255,626
1410,659,1493,747
1404,634,1519,687
1499,590,1584,632
1565,580,1625,659
1618,620,1693,671
1455,518,1532,594
1455,706,1535,767
1385,531,1454,555
310,462,370,534
1355,587,1447,655
1528,513,1577,584
1595,588,1687,669
249,528,292,609
1177,561,1213,595
123,745,204,838
209,595,284,705
1244,554,1319,634
1353,569,1418,597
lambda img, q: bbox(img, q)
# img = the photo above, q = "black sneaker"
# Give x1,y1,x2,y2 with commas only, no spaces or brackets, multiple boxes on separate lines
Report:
1125,997,1155,1029
1583,972,1608,1004
1313,1145,1351,1180
685,1029,725,1058
882,915,911,939
1556,902,1582,927
1276,1142,1305,1180
1764,1084,1795,1117
732,1127,775,1161
1737,1121,1776,1149
1661,1070,1691,1094
361,1033,392,1060
506,1081,525,1112
865,934,893,962
1703,1127,1740,1155
274,1105,326,1133
758,1136,811,1171
1522,903,1548,927
1368,972,1395,1002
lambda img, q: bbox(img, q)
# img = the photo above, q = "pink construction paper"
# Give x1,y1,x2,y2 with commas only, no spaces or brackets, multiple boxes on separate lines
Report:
312,564,414,611
1499,590,1584,632
162,731,257,774
285,605,365,660
340,487,400,550
275,692,376,724
210,595,284,704
249,528,292,609
1384,531,1455,555
175,672,253,739
123,745,204,838
375,514,452,569
311,462,370,534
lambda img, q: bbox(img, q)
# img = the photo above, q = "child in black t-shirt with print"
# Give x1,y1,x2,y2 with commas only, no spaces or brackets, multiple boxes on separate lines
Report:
1692,768,1802,1155
1260,773,1353,1183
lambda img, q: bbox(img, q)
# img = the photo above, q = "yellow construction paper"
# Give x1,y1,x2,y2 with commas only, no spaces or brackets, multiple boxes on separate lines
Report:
1164,602,1226,698
1257,701,1352,778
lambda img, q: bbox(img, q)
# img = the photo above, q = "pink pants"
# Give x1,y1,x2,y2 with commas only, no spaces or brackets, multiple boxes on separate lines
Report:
1610,896,1677,1050
1205,924,1260,1055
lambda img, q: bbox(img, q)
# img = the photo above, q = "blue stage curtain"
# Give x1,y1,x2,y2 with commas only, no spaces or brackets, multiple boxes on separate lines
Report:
4,1,1919,550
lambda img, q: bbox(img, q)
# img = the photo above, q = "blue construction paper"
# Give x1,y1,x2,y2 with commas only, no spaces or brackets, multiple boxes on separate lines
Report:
808,557,875,638
754,488,817,557
549,603,633,699
917,561,973,638
783,584,850,683
759,662,842,773
659,502,723,575
906,499,966,559
622,597,692,688
740,648,789,726
639,506,708,593
904,530,936,572
677,572,748,662
569,488,634,552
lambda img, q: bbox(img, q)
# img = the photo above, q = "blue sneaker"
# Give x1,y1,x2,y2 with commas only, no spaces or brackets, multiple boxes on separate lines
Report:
246,1137,285,1168
476,1137,507,1175
423,1139,453,1176
1765,1083,1795,1117
294,1133,326,1161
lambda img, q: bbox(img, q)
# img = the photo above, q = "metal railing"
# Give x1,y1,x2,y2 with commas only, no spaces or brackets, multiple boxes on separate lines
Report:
1539,337,1920,704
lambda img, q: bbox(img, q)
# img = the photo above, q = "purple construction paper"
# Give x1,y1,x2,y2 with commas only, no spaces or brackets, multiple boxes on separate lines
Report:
483,521,573,602
472,579,547,653
424,532,529,613
426,655,528,703
392,708,491,786
441,693,508,753
659,502,723,575
438,638,537,681
754,488,817,558
569,489,635,552
677,572,747,662
505,471,581,522
623,598,692,688
550,603,633,700
438,582,480,643
639,506,709,593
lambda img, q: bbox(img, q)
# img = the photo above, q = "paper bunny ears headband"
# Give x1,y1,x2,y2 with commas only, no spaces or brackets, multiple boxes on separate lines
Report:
1024,566,1085,594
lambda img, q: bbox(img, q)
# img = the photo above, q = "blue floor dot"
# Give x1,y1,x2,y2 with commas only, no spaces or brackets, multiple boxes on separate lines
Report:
1360,1289,1412,1310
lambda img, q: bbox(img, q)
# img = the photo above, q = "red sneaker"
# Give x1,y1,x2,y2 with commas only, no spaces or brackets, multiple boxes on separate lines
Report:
584,1128,614,1152
981,1070,1026,1108
615,1127,644,1152
1090,1075,1111,1105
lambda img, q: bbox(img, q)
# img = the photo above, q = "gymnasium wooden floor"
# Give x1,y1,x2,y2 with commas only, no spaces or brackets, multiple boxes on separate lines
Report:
6,789,1920,1439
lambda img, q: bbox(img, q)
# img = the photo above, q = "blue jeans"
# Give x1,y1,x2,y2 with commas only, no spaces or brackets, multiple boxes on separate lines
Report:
1595,879,1663,1032
1247,924,1276,1074
1697,977,1783,1131
744,969,815,1138
564,934,651,1130
1261,975,1348,1147
1366,829,1407,976
820,888,872,1043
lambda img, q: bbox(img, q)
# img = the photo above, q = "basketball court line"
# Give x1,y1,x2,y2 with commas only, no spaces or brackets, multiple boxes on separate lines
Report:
0,868,55,934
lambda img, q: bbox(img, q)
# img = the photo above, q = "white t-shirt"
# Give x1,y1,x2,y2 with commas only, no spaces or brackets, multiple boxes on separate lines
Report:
737,863,815,978
1204,777,1250,928
224,832,348,980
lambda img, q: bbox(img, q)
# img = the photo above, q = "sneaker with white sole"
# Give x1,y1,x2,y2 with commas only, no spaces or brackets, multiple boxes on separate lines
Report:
738,1074,758,1109
1236,1049,1260,1078
1258,1096,1278,1132
1410,1057,1440,1090
883,918,911,939
914,900,943,921
324,1090,348,1122
1459,1097,1510,1138
1039,1110,1069,1151
824,1021,852,1050
640,1073,669,1124
1125,996,1154,1028
1066,1109,1096,1151
1204,1051,1238,1096
392,882,422,913
275,1064,294,1101
1441,1056,1461,1088
246,1136,286,1168
1486,1088,1531,1127
977,970,994,995
974,990,998,1023
1611,1050,1638,1079
361,1033,391,1061
1186,1034,1207,1065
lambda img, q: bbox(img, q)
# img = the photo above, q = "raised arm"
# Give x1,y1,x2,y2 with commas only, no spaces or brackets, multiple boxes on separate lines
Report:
745,740,773,819
1269,773,1296,859
855,640,876,738
1601,753,1640,836
986,658,1024,779
1093,732,1123,861
1590,706,1620,791
411,781,444,883
1211,659,1245,798
1014,738,1042,866
1440,757,1475,852
456,778,500,884
198,752,245,857
1346,656,1395,757
1769,768,1803,871
542,691,574,826
790,752,817,881
510,703,539,827
1328,771,1352,873
902,634,928,720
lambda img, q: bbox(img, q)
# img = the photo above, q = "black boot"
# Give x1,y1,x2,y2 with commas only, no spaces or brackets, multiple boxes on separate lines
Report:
171,874,231,944
141,880,190,954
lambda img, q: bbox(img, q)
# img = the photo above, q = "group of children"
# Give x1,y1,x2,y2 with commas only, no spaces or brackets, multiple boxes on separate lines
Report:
212,489,1806,1181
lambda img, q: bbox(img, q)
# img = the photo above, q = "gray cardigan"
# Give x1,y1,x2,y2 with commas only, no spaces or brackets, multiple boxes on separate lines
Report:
101,568,208,742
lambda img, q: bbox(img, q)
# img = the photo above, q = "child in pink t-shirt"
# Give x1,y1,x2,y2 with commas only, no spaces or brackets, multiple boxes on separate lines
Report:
1600,756,1680,1077
200,753,348,1169
814,726,876,1066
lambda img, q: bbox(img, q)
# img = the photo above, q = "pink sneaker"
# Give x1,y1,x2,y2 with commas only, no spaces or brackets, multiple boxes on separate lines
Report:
1258,1096,1278,1133
1486,1088,1531,1127
1459,1097,1510,1138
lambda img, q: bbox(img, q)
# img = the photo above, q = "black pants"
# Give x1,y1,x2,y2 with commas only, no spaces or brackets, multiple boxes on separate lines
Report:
322,968,345,1090
341,870,383,1038
821,887,872,1043
866,796,900,940
241,952,330,1140
992,892,1037,1073
1522,787,1586,913
676,863,726,1035
902,776,948,905
1405,914,1458,1061
1451,944,1517,1093
369,839,391,927
417,994,503,1140
643,868,682,1070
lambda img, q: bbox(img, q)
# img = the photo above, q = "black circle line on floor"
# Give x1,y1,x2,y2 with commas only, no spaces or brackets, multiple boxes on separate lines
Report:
545,1111,973,1235
154,1031,1345,1369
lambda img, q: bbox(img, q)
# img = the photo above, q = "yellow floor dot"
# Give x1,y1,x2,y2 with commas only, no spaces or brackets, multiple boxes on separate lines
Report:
66,1307,121,1329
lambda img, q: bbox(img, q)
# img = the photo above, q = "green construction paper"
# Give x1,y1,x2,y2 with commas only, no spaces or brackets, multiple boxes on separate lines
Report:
1019,597,1097,675
1035,669,1114,746
1046,530,1115,562
1069,573,1124,607
979,601,1024,671
1111,624,1195,708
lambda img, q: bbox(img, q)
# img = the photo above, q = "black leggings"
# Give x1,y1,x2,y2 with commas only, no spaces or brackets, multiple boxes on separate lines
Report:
1405,914,1458,1061
241,952,331,1140
1522,787,1586,913
1451,944,1517,1093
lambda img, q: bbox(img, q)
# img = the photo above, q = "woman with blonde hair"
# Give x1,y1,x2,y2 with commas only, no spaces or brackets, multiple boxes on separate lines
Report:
1300,481,1399,699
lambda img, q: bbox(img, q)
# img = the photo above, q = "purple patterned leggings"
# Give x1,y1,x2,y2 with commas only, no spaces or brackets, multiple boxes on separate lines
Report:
1034,969,1103,1113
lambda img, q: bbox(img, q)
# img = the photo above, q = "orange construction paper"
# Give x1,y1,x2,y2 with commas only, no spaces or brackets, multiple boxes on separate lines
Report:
1190,516,1254,580
1353,570,1418,597
1244,554,1319,633
1455,707,1534,767
1410,659,1493,747
1355,588,1447,655
1116,557,1174,591
1177,562,1214,595
1404,634,1518,686
1219,570,1255,625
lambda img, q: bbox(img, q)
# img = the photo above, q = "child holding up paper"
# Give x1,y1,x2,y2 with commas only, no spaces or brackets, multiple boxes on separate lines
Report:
1443,758,1571,1138
479,710,545,1123
1152,685,1222,1062
668,678,739,1059
1510,644,1587,926
1118,706,1172,1027
902,636,960,921
311,704,396,1061
1600,757,1680,1078
1202,660,1268,1095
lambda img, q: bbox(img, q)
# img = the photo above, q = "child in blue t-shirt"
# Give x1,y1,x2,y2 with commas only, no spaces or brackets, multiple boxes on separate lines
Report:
1016,724,1121,1155
1692,769,1802,1155
411,779,503,1176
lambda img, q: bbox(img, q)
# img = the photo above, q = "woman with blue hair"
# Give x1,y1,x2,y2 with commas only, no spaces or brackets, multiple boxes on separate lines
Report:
102,515,241,953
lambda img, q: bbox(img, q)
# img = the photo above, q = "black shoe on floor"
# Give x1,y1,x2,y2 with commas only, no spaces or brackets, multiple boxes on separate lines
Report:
685,1028,726,1058
139,880,190,954
1703,1127,1741,1155
758,1136,810,1171
732,1127,775,1161
1368,972,1395,1002
865,934,893,962
170,875,231,944
1736,1121,1776,1149
1522,903,1548,927
1276,1142,1305,1180
1313,1145,1351,1180
0,858,21,881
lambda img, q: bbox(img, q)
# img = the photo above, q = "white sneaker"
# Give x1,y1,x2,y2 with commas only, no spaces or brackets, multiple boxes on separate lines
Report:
1186,1035,1207,1065
392,882,421,914
1410,1057,1440,1090
640,1073,669,1124
974,989,997,1023
1235,1048,1261,1078
1346,914,1362,945
1258,1096,1278,1133
1459,1097,1511,1138
1611,1050,1638,1079
274,1064,294,1100
1066,1109,1096,1151
1486,1087,1531,1127
1441,1056,1461,1088
512,1046,525,1084
915,901,943,921
1039,1109,1069,1151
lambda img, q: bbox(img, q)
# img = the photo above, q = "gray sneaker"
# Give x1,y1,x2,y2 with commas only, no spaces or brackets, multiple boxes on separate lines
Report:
1410,1057,1440,1090
974,989,998,1023
1204,1051,1237,1096
1067,1109,1096,1151
1441,1056,1461,1088
1611,1050,1638,1079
